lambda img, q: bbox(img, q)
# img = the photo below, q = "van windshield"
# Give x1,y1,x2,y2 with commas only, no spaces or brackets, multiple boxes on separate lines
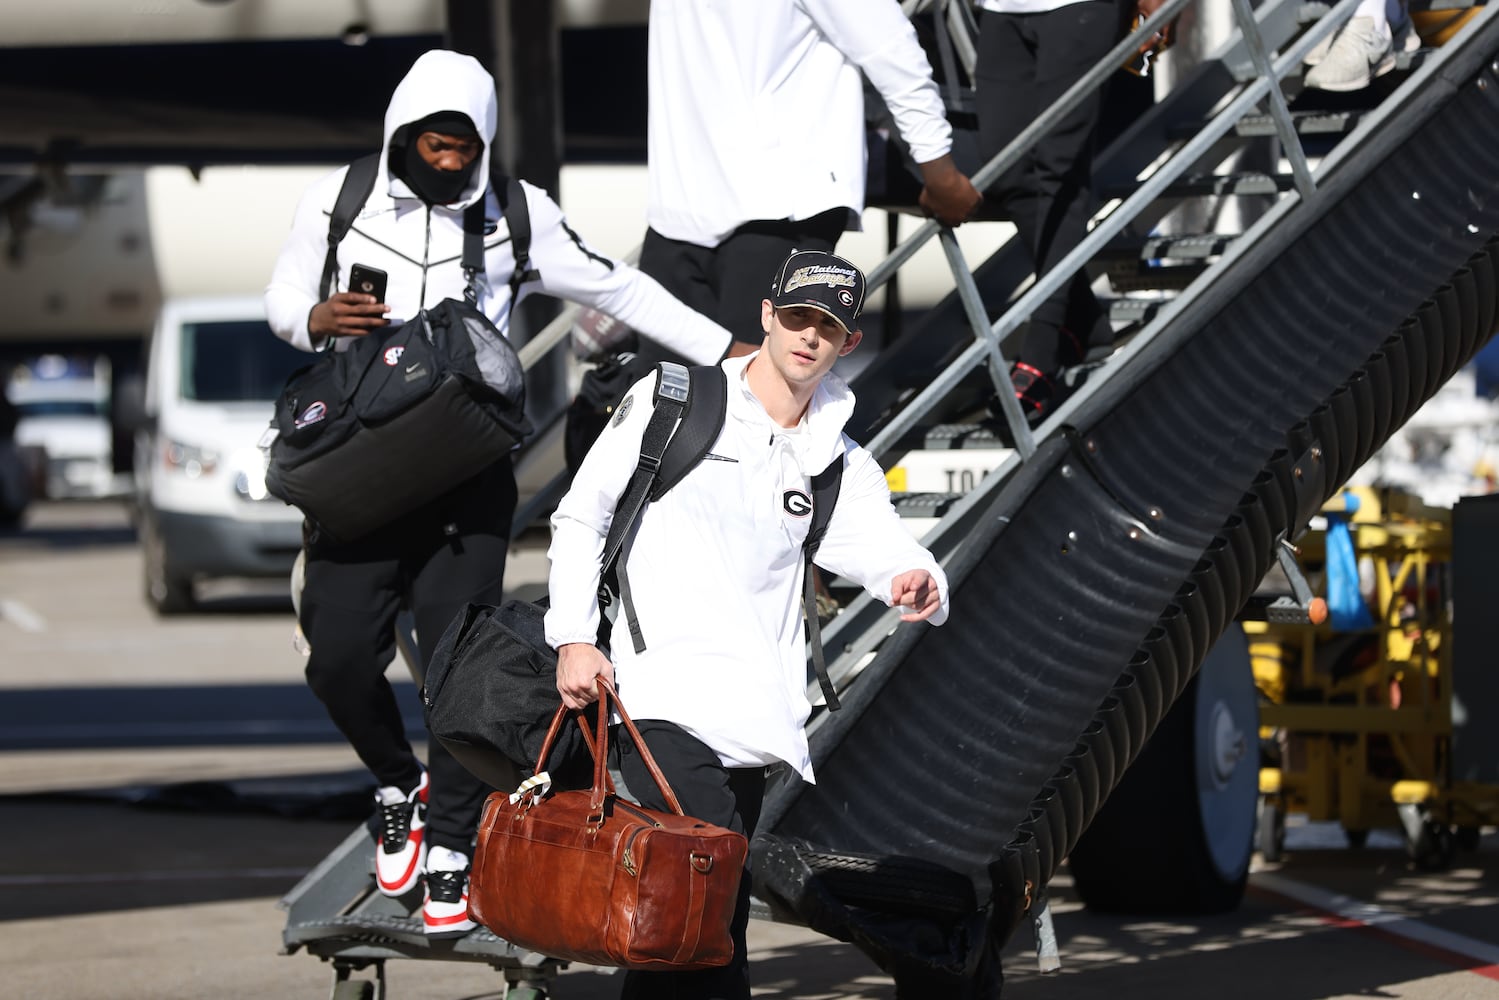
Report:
180,320,307,403
17,400,106,418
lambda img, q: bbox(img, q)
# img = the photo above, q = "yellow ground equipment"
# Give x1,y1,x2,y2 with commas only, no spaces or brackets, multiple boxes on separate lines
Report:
1247,486,1499,868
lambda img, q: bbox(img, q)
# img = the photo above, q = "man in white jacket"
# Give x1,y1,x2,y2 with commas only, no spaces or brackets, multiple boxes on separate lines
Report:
264,49,734,938
547,249,950,999
635,0,983,353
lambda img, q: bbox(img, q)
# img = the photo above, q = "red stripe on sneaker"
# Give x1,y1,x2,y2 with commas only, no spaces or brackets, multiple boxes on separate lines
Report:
376,831,424,892
425,898,474,928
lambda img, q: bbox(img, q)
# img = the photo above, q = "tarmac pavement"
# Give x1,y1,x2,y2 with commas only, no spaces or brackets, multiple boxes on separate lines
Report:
2,500,1497,1000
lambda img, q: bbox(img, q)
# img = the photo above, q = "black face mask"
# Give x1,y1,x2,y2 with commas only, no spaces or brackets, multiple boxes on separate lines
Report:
397,139,479,205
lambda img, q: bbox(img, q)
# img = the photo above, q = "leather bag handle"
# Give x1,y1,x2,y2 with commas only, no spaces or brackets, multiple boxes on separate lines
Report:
530,677,685,818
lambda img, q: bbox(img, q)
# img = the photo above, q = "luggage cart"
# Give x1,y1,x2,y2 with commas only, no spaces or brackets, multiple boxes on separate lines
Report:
279,825,568,999
1247,486,1499,867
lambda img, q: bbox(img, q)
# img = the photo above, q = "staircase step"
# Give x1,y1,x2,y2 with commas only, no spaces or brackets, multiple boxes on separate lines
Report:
887,433,1012,494
892,491,963,538
1105,260,1207,292
1107,297,1168,326
1103,233,1236,262
1236,110,1362,137
1102,171,1294,201
1097,233,1233,292
1168,109,1361,141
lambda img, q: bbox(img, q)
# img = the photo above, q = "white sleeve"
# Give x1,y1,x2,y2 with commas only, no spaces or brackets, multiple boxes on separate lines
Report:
812,442,950,626
544,373,659,648
799,0,953,164
523,186,733,365
264,168,343,353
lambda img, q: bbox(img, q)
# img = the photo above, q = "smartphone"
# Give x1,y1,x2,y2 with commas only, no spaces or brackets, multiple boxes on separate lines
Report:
348,263,388,303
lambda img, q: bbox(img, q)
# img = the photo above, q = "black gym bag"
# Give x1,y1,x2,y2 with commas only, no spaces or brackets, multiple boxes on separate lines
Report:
263,158,538,542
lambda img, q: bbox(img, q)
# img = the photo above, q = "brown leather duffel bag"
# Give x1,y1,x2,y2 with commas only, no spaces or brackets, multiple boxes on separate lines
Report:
468,678,748,970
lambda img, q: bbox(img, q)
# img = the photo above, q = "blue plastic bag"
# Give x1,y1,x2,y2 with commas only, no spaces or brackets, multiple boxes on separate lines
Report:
1325,491,1375,631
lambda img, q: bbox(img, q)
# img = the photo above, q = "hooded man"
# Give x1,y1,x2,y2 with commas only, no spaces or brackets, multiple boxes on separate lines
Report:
264,49,737,937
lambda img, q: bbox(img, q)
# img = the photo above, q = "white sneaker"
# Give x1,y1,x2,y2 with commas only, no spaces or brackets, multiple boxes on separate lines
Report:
1305,16,1394,92
1391,16,1421,57
373,771,428,896
423,846,476,937
1303,24,1339,67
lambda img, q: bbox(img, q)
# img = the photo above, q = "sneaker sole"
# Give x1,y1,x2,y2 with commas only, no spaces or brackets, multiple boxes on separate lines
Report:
423,911,477,936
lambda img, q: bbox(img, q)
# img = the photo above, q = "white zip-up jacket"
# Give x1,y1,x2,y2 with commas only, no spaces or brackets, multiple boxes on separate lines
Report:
265,49,731,363
545,355,950,782
646,0,955,248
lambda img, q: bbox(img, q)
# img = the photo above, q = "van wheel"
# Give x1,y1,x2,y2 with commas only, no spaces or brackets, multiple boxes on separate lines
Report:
141,514,195,615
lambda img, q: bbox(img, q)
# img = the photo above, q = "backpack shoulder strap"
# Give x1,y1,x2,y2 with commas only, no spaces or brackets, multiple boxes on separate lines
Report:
602,361,692,654
802,453,846,711
599,362,690,589
500,176,540,301
650,364,728,502
319,153,381,302
804,454,845,560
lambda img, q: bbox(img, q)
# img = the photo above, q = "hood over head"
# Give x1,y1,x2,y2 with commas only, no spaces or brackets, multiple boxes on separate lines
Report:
381,49,498,209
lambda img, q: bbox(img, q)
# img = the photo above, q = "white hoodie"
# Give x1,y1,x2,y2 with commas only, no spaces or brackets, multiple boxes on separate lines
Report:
545,355,950,782
265,49,731,363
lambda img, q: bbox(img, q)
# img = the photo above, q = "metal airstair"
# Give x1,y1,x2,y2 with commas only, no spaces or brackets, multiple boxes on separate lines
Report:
281,1,1499,995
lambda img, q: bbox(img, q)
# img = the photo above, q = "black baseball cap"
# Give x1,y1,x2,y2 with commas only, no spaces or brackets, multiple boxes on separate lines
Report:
769,249,866,336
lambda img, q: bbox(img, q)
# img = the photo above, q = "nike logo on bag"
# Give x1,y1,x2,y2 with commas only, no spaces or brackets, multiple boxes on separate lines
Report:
406,363,422,373
702,453,738,464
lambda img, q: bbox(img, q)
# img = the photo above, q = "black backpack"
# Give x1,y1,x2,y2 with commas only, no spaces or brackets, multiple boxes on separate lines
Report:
317,153,539,305
263,157,537,542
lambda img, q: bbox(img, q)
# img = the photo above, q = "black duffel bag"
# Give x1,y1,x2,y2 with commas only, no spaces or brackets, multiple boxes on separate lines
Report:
264,298,532,543
422,598,597,792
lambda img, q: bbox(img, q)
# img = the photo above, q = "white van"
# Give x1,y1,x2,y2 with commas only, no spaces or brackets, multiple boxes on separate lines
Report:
6,353,118,499
135,295,309,613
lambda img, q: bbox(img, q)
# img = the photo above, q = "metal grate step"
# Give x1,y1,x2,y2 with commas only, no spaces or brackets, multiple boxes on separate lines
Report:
1102,171,1295,202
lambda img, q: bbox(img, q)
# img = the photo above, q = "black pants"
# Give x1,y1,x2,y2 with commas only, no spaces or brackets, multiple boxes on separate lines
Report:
637,208,849,354
613,721,768,1000
976,1,1125,374
299,459,515,855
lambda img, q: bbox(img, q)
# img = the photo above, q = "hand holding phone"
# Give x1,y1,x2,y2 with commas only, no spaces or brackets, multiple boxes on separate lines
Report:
308,264,391,338
349,263,388,303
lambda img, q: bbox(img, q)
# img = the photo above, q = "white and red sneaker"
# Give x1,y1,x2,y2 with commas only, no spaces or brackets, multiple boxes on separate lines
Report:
373,771,428,896
423,846,477,937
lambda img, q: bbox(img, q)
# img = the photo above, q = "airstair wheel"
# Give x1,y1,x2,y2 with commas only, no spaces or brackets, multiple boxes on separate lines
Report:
1066,626,1259,914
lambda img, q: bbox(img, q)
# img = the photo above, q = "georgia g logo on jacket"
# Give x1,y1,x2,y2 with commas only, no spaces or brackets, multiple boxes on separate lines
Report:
782,490,813,518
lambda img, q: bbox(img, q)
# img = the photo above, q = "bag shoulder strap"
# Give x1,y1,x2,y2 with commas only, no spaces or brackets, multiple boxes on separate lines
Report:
802,454,846,711
319,152,382,301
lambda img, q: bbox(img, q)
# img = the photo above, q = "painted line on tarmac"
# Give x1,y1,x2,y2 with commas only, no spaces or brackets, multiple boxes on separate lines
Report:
0,867,311,886
1253,871,1499,982
0,599,47,633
